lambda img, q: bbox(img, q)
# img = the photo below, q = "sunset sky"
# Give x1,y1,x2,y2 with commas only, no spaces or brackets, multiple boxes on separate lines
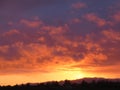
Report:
0,0,120,85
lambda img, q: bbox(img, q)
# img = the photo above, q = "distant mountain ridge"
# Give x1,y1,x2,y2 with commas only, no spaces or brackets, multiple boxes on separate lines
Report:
58,77,120,84
30,77,120,86
70,77,120,83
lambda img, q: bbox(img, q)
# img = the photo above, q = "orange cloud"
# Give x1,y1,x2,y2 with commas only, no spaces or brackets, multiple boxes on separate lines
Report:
72,2,87,9
102,29,120,41
2,29,20,36
84,13,107,27
0,43,54,74
20,19,43,28
113,12,120,22
68,29,120,77
41,24,69,36
69,18,81,24
0,45,9,53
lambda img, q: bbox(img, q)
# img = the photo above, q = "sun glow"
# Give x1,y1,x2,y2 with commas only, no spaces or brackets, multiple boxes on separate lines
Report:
0,70,85,86
57,68,85,80
64,71,84,80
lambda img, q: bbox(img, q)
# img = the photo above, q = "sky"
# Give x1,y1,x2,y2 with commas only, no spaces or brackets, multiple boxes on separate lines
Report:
0,0,120,85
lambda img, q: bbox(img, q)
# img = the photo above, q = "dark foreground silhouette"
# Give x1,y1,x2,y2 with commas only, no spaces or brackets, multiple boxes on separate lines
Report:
0,78,120,90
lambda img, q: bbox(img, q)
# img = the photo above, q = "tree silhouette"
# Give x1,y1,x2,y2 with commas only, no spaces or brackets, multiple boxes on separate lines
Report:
0,79,120,90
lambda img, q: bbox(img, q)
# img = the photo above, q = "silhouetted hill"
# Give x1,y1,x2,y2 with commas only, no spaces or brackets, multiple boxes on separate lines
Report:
58,77,120,84
71,77,120,83
0,78,120,90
